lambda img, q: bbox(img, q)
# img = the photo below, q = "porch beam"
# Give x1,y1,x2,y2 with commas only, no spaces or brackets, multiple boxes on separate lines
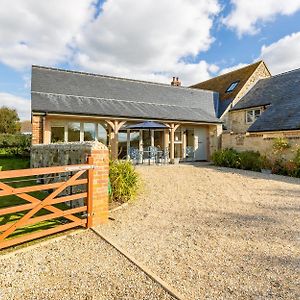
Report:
105,120,127,160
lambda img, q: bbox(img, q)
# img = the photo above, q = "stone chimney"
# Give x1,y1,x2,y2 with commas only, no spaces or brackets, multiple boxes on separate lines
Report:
171,77,181,86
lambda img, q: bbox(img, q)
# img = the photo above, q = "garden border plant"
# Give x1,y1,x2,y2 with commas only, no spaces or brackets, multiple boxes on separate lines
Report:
212,145,300,178
109,160,139,203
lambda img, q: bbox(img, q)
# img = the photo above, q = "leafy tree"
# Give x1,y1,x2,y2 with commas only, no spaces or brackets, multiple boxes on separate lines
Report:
0,106,21,134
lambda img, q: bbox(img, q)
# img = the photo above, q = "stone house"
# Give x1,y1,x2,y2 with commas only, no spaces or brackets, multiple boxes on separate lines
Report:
222,68,300,159
190,61,271,130
31,65,222,163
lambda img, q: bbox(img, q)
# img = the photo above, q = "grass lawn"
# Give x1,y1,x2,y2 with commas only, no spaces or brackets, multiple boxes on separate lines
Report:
0,156,72,242
0,156,30,171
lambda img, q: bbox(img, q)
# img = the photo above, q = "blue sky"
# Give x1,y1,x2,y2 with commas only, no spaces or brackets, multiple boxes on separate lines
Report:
0,0,300,120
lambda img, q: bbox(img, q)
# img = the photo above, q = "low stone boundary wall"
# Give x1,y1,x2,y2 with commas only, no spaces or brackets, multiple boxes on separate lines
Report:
222,131,300,160
31,142,109,225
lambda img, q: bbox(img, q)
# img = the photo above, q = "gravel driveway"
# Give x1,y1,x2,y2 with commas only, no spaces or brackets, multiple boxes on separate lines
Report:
0,230,175,300
97,164,300,300
1,164,299,299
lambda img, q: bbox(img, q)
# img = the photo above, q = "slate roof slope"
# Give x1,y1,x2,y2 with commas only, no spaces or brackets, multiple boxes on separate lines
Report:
31,66,220,123
232,68,300,132
190,61,265,117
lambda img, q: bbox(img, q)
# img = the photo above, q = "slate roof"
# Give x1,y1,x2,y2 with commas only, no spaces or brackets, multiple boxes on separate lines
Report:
31,66,220,124
232,68,300,132
190,61,265,117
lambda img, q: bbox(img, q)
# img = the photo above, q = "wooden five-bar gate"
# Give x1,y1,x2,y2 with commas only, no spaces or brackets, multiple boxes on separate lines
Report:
0,161,95,249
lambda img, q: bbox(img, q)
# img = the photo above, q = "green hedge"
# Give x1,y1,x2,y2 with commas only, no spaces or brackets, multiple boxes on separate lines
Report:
212,148,300,178
0,134,31,156
212,149,261,171
109,160,139,203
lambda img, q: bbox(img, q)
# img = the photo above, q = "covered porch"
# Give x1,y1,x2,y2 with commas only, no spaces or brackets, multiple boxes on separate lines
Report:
107,119,221,163
40,115,221,164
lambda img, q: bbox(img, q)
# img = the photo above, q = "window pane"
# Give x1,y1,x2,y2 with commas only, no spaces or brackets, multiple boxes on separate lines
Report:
226,81,239,92
84,123,96,141
51,127,64,143
68,122,80,142
130,132,140,149
246,111,254,123
154,131,162,149
97,124,107,145
118,131,127,159
174,131,181,142
254,110,261,120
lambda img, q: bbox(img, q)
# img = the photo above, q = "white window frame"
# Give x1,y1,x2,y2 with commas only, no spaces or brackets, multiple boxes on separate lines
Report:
245,108,262,124
50,121,107,144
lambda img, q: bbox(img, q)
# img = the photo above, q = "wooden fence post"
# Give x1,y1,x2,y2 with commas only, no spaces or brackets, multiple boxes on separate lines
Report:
87,143,109,227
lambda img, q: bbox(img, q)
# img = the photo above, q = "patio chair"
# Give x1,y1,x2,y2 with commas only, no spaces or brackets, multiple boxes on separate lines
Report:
185,146,194,161
129,147,142,165
145,146,157,165
162,147,169,164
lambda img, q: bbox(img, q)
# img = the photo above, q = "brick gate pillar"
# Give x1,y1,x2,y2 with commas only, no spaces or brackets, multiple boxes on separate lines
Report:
32,115,44,145
87,142,109,227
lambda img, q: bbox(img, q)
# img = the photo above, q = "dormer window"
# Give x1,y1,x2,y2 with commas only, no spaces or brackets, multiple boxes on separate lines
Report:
226,81,239,93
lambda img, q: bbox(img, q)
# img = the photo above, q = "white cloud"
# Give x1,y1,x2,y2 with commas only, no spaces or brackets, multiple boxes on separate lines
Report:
0,0,221,85
260,32,300,74
0,0,95,69
219,32,300,77
75,0,221,85
0,93,30,120
224,0,300,36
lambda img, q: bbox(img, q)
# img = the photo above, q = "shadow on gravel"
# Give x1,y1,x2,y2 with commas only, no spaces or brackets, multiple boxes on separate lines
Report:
189,163,300,186
201,210,278,227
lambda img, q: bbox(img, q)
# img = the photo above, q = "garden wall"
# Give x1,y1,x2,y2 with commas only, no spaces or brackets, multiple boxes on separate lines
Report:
30,142,98,168
31,142,109,214
222,131,300,160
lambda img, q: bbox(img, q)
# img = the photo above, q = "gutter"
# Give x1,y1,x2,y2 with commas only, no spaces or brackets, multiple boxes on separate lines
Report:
32,111,223,126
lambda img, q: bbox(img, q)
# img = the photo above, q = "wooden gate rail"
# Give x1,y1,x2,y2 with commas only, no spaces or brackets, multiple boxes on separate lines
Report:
0,164,94,249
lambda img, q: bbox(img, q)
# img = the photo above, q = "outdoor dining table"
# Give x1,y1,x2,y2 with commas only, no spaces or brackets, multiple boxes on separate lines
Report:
141,150,164,165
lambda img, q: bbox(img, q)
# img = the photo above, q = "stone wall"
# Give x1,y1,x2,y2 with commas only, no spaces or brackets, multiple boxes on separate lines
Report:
222,131,300,161
223,62,271,131
209,124,222,157
31,142,95,168
31,141,109,225
231,62,271,108
228,107,267,133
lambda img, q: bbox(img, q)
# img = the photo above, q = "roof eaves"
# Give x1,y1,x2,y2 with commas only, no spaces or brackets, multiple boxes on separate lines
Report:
32,110,222,124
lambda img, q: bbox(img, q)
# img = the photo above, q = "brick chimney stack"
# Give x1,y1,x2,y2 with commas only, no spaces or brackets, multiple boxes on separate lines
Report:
171,77,181,86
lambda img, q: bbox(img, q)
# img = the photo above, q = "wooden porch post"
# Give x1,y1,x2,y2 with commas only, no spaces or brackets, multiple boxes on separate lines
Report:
150,130,154,147
170,124,175,163
139,130,143,164
182,129,186,160
168,123,180,163
163,129,169,149
105,120,126,160
126,129,130,160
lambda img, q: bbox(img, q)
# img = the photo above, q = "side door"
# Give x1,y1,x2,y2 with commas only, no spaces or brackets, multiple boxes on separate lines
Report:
194,127,207,161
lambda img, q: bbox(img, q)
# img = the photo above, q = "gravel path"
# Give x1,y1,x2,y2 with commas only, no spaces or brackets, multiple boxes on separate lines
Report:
97,164,300,300
0,230,175,300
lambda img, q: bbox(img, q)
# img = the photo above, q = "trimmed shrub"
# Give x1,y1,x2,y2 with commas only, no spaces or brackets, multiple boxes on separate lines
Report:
212,149,262,172
109,160,139,203
239,151,261,171
0,134,31,156
211,148,240,168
